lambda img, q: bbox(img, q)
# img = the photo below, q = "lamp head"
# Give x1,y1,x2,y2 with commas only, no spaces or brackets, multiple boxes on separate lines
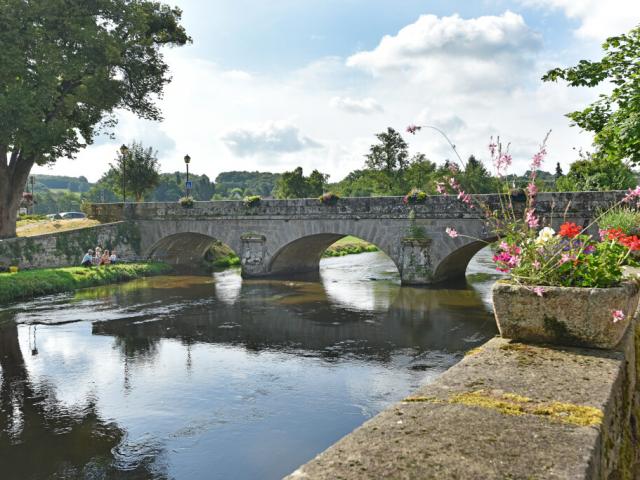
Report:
184,154,191,164
120,144,129,155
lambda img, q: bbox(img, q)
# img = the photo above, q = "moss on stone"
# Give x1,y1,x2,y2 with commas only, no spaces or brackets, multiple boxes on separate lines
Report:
465,346,484,357
403,396,440,403
449,389,603,427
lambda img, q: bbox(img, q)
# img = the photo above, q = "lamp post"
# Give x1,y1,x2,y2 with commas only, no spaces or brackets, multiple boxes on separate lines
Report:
184,154,191,197
120,144,129,204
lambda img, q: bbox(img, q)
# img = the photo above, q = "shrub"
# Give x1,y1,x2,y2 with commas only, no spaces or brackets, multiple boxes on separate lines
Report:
179,196,194,208
319,192,340,205
598,206,640,235
244,195,261,207
403,188,427,205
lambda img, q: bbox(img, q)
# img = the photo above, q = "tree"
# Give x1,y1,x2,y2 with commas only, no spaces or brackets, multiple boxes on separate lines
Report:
458,155,498,193
555,154,636,192
0,0,190,237
555,162,564,180
274,167,329,198
108,142,160,202
364,128,411,194
403,154,437,192
542,26,640,165
307,170,329,197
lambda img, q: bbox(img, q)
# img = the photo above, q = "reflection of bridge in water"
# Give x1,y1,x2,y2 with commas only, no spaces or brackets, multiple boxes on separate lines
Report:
90,270,498,363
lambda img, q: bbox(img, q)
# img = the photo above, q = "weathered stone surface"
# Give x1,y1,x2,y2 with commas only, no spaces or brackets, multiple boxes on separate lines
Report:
2,192,624,281
492,280,640,348
285,320,640,479
0,222,140,269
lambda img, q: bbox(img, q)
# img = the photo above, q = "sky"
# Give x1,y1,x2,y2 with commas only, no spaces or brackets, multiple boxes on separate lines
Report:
33,0,640,183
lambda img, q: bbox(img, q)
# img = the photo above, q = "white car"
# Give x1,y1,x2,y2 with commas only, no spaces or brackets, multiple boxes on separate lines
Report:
58,212,87,219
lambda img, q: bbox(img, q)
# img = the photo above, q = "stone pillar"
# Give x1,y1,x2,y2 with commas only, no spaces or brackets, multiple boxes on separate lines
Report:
400,238,433,285
240,233,267,277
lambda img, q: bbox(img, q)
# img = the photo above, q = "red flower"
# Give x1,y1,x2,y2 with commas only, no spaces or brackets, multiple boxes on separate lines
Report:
619,235,640,251
558,222,581,238
606,228,626,241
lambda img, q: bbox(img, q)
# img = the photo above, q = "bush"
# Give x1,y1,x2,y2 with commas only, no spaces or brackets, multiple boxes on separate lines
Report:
598,207,640,235
244,195,261,207
319,192,340,205
179,196,194,208
403,188,427,205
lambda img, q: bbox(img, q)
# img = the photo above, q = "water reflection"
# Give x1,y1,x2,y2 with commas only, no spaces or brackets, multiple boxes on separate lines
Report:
0,250,499,480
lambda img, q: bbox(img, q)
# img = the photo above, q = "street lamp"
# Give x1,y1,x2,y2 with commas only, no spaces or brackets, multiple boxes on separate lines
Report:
184,154,191,197
120,144,129,204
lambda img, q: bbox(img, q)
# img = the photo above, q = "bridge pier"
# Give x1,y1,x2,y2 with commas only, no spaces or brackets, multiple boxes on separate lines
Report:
240,233,268,277
399,238,434,285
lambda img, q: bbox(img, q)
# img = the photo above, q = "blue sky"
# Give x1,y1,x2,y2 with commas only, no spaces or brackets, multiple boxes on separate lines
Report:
35,0,640,182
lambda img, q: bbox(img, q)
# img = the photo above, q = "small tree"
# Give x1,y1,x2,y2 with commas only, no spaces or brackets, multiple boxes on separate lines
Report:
555,162,564,180
0,0,189,237
543,25,640,165
108,142,160,202
555,154,636,192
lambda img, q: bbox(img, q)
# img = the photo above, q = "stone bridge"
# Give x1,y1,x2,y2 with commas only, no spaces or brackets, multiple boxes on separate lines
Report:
0,191,625,284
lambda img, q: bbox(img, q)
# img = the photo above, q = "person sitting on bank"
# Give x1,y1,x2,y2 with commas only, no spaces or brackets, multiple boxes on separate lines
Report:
81,249,93,267
109,250,118,265
93,246,102,266
100,249,111,266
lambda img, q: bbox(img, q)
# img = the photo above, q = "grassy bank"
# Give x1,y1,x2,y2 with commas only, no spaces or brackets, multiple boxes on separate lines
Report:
323,236,379,257
17,217,101,237
0,262,172,305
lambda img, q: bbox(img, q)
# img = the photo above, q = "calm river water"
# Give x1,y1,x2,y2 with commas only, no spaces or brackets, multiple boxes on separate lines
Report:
0,250,499,480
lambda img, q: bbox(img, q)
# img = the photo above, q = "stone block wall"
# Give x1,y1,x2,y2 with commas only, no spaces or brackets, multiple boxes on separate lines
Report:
286,320,640,479
0,222,142,269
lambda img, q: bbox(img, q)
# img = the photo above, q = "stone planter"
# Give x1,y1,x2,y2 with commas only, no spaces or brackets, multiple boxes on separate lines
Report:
492,281,640,349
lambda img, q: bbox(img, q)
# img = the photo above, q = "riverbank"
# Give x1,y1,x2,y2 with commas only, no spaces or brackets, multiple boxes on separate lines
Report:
323,236,379,257
0,262,172,305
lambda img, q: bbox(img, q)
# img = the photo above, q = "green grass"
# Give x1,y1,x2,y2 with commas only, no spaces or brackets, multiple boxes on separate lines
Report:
598,206,640,235
0,262,172,305
323,236,379,257
211,254,241,268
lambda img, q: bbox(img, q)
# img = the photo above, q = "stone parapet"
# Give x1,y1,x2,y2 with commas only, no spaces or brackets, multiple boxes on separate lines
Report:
285,320,640,479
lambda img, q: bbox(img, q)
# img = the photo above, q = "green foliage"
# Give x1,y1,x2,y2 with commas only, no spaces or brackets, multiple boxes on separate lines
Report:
318,192,340,205
0,263,172,305
179,196,194,208
555,154,636,191
243,195,261,207
33,175,91,192
108,142,160,201
543,25,640,165
598,207,640,235
214,171,280,198
365,127,410,173
403,188,427,204
274,167,329,199
458,155,500,193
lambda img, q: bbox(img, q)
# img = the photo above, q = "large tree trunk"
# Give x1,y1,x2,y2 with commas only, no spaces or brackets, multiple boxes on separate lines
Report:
0,148,34,239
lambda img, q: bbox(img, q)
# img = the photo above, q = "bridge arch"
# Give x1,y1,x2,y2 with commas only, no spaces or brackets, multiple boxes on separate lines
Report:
433,237,497,283
147,232,238,267
268,233,401,277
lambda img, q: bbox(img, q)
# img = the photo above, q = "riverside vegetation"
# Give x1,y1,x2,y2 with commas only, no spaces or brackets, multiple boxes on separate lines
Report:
0,263,172,305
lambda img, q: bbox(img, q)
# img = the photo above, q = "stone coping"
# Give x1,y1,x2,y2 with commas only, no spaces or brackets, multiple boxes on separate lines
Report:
89,191,627,222
285,321,639,479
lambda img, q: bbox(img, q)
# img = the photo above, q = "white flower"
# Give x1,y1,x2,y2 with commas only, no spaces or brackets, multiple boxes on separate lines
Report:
535,227,555,245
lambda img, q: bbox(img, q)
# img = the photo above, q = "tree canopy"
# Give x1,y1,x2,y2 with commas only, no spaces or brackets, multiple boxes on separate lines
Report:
0,0,190,237
543,25,640,165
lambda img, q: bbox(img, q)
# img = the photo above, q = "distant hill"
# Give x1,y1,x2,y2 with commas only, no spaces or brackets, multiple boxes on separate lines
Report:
34,174,92,193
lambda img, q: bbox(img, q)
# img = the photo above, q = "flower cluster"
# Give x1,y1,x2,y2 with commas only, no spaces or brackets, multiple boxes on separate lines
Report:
244,195,261,207
403,188,427,205
318,192,340,205
602,228,640,251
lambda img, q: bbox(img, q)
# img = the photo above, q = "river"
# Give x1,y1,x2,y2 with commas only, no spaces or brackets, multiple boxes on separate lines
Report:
0,249,500,480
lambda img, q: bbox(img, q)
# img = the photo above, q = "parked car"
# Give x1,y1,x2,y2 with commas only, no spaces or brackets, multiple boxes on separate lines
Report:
59,212,86,219
46,213,62,220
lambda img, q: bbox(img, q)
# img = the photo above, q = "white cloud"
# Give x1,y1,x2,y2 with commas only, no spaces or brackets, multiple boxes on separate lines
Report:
221,121,322,157
520,0,640,40
347,11,542,91
330,96,384,114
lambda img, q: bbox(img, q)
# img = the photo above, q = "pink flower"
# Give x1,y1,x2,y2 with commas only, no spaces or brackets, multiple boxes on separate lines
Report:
599,229,608,241
612,310,625,323
531,148,547,170
457,191,473,207
499,241,509,251
448,177,460,190
558,253,571,265
488,141,497,157
525,209,539,228
406,125,422,135
436,182,447,195
494,153,512,175
532,287,545,297
532,260,541,270
446,227,459,238
623,186,640,204
527,182,538,197
448,164,460,174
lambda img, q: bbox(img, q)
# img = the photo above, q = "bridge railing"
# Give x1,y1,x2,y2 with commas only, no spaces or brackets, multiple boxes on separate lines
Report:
87,191,628,222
